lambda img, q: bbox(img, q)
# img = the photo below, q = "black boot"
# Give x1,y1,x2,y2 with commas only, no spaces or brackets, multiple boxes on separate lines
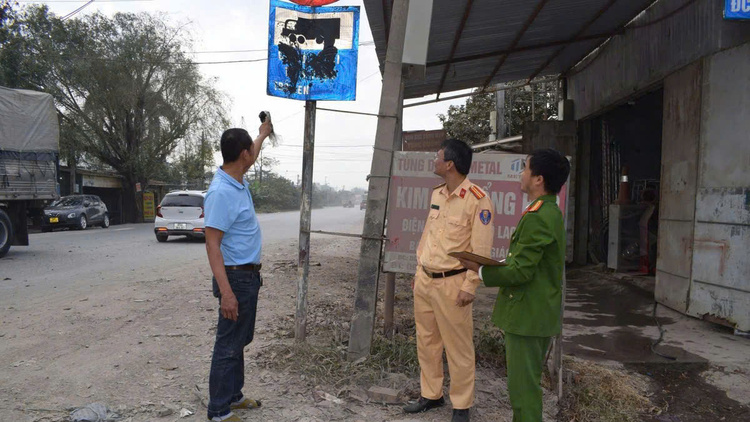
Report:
452,408,470,422
403,396,445,413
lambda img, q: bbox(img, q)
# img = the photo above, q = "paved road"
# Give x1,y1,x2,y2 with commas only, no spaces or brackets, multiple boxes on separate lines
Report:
0,206,365,305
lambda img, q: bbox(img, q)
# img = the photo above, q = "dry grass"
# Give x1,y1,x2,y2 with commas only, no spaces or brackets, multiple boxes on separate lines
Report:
475,322,506,369
560,358,653,422
259,312,507,390
259,331,419,388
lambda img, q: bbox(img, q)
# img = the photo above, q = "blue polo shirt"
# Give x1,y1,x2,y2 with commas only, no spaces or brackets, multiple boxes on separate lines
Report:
204,168,262,265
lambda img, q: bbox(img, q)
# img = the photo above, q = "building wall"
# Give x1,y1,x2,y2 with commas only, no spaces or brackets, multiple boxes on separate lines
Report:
568,0,750,120
565,0,750,330
652,44,750,330
687,43,750,330
522,121,578,262
656,61,702,314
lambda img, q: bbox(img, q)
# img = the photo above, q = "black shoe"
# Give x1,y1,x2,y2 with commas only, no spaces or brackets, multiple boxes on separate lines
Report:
452,408,470,422
403,396,445,413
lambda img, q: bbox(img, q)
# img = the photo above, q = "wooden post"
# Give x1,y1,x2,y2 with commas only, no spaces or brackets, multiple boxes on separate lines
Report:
348,0,409,360
295,100,316,342
383,273,396,338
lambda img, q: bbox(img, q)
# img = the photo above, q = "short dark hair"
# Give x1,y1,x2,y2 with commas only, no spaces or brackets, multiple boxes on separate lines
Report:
220,128,253,163
528,148,570,194
441,138,473,175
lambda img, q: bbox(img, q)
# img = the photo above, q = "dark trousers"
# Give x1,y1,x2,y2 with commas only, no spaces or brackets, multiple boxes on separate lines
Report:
505,332,551,422
207,270,261,419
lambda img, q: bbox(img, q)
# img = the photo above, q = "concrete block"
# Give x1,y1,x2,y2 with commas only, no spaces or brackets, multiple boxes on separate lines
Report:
367,386,402,404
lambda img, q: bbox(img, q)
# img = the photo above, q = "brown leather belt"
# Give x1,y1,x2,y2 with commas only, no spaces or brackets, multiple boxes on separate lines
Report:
225,263,262,272
423,267,467,279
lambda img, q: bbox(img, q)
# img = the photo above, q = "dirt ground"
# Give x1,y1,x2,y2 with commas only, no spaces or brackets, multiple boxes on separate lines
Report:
1,234,747,421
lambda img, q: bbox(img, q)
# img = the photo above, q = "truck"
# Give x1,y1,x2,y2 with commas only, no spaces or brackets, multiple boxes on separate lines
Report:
0,86,60,258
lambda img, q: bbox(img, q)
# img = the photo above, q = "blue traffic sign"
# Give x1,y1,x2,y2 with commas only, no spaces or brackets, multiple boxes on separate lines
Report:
267,0,360,101
725,0,750,19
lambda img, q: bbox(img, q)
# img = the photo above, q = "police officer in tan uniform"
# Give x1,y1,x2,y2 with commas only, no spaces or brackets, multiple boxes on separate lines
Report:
404,139,494,422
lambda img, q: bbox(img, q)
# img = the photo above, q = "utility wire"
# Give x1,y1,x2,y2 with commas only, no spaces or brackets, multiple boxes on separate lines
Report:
188,41,375,55
61,0,94,20
275,144,373,148
19,0,150,2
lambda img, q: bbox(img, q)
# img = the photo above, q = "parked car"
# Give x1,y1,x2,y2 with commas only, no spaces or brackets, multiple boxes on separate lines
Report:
42,195,110,232
154,190,205,242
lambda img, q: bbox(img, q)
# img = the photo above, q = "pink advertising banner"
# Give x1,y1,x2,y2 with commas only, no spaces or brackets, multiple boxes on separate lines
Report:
384,152,568,274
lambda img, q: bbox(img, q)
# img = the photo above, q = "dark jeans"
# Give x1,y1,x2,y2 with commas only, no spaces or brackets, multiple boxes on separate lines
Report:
207,269,262,419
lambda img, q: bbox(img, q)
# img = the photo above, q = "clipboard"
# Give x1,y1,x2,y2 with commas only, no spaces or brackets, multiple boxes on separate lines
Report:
449,251,507,266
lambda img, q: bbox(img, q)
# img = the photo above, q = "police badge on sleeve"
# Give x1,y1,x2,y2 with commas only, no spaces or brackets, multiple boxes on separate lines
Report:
479,209,491,225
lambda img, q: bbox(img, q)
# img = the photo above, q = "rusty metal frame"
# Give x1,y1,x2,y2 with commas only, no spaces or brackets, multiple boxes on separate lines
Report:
481,0,550,90
561,0,661,77
426,30,617,68
436,0,475,99
526,0,619,83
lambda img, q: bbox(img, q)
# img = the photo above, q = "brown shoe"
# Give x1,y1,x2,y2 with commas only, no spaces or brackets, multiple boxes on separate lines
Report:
230,397,261,410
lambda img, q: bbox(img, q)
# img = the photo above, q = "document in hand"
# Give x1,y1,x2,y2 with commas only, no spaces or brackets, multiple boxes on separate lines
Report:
448,251,506,266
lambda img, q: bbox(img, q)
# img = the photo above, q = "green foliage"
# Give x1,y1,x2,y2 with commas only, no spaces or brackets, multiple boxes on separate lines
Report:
249,172,301,213
438,82,560,144
503,81,559,137
438,92,494,145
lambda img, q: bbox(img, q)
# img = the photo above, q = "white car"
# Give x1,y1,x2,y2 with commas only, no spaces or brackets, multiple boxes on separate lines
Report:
154,190,206,242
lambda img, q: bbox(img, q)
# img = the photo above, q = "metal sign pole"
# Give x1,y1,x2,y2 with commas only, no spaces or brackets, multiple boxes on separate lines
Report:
295,100,316,342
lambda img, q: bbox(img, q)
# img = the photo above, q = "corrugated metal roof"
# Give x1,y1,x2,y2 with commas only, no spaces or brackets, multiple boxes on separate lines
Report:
363,0,658,99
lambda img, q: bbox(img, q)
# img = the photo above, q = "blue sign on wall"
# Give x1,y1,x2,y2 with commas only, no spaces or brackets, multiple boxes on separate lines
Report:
725,0,750,19
267,0,360,101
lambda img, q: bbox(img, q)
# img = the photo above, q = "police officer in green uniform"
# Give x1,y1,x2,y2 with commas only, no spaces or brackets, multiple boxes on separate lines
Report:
458,148,570,422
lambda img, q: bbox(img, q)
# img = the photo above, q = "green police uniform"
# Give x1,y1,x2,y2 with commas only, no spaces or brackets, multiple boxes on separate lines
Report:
480,194,565,422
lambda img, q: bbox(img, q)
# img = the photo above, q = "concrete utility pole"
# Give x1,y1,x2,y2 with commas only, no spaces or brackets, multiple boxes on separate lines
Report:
383,85,404,339
295,100,316,341
495,86,507,139
348,0,409,360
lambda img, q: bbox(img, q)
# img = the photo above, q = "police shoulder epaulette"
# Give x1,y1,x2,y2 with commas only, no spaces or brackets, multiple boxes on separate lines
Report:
528,200,544,212
433,183,446,190
469,185,485,199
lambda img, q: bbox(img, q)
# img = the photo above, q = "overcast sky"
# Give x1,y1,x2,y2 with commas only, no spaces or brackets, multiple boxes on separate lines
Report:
30,0,468,189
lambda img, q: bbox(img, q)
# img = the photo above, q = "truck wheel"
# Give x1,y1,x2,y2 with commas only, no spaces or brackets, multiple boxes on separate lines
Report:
0,209,12,258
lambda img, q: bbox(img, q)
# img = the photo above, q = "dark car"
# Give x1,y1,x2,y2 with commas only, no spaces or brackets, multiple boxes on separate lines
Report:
42,195,110,232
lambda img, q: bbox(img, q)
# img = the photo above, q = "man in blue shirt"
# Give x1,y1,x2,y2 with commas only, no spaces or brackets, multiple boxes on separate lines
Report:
204,122,271,422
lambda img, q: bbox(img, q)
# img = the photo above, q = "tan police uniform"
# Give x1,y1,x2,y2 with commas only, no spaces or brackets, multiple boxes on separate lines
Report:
413,177,494,409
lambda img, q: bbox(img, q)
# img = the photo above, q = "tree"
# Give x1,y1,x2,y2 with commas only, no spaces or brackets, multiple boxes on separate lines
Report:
249,172,300,212
173,132,216,189
502,81,559,137
3,6,228,222
437,82,560,144
438,92,494,145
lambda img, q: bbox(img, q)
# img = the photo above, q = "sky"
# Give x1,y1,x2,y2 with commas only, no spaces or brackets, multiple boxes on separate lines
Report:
23,0,470,190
